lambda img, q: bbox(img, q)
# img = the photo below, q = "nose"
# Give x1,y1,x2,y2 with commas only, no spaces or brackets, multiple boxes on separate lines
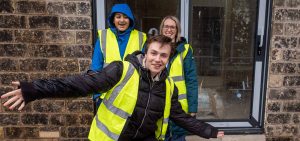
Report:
154,55,161,62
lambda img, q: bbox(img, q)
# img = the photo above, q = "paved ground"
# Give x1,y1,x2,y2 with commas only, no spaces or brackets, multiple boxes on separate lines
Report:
186,135,266,141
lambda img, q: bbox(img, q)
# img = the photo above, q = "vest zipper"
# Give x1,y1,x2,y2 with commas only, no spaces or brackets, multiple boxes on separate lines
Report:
133,75,155,139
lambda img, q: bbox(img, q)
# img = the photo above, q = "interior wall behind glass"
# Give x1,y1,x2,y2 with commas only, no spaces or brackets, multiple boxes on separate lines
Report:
106,0,180,37
191,0,257,120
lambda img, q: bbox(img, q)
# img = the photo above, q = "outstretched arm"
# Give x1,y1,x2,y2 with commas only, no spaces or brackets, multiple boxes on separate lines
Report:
170,86,224,139
1,61,124,110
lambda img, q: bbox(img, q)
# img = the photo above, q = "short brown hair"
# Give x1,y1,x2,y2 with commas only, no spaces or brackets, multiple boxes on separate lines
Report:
144,35,175,56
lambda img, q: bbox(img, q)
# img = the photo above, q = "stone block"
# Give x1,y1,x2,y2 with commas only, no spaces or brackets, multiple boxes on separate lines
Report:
0,73,28,85
266,137,294,141
273,0,285,7
0,114,20,125
283,102,300,112
29,45,63,58
79,114,93,125
77,2,91,15
0,86,13,96
267,102,281,112
274,9,287,21
66,100,93,113
286,0,300,8
269,89,297,100
4,127,39,138
0,15,26,28
49,114,64,126
270,63,297,74
272,23,283,35
19,59,48,72
285,23,300,36
64,2,76,14
47,2,64,14
65,114,79,126
39,131,60,138
60,17,91,30
2,101,33,113
0,127,3,139
283,76,300,86
76,31,92,44
64,45,92,58
15,30,44,43
16,1,46,14
28,73,51,81
266,125,298,137
270,48,282,61
47,59,79,72
32,100,65,113
273,36,297,48
0,44,27,57
293,114,300,123
79,59,91,72
40,126,59,132
275,9,300,21
267,114,291,124
21,114,48,125
283,50,297,61
29,16,59,29
65,127,89,138
0,0,14,13
269,75,283,88
0,30,13,42
45,31,75,44
0,58,18,71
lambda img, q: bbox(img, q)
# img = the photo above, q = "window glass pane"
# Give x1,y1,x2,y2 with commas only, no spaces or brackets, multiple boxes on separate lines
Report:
106,0,180,37
190,0,258,119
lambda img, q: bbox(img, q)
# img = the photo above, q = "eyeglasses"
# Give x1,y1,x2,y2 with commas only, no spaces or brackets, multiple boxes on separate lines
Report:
163,25,176,30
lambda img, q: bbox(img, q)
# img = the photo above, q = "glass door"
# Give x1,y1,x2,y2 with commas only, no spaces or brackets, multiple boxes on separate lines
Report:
189,0,257,120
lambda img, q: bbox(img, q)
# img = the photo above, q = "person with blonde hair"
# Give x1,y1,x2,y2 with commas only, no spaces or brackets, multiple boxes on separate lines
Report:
160,16,199,141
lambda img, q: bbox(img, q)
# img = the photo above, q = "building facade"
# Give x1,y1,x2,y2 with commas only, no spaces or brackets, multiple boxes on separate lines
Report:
0,0,299,140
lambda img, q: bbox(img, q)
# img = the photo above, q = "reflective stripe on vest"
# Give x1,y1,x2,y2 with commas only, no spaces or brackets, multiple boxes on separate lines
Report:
155,77,174,140
169,44,190,113
88,61,174,141
98,29,146,67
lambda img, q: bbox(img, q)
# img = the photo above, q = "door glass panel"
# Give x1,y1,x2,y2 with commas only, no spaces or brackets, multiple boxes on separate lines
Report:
106,0,180,37
190,0,257,119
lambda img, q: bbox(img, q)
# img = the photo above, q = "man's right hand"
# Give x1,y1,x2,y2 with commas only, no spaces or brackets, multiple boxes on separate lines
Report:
1,81,25,111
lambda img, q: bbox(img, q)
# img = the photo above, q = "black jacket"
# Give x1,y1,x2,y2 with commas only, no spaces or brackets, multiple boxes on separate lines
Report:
20,51,219,140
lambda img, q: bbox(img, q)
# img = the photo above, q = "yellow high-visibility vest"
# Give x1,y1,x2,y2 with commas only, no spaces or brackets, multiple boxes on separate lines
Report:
169,44,191,113
88,61,174,141
98,29,147,67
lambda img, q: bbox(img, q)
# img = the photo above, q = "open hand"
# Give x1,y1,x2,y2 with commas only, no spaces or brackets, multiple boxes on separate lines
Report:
217,131,224,138
1,81,25,111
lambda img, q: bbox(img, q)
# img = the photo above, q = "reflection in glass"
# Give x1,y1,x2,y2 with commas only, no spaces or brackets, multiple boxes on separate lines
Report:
190,0,257,120
106,0,179,38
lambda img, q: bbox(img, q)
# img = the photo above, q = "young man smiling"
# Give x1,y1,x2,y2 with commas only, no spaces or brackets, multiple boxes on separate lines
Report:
1,35,224,141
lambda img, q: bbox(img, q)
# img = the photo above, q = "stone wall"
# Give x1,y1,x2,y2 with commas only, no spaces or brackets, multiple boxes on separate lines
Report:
1,0,300,140
266,0,300,140
0,0,93,140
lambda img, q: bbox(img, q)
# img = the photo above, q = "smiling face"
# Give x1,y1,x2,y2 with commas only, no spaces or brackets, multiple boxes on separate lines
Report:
113,13,130,32
144,41,171,78
162,18,177,42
